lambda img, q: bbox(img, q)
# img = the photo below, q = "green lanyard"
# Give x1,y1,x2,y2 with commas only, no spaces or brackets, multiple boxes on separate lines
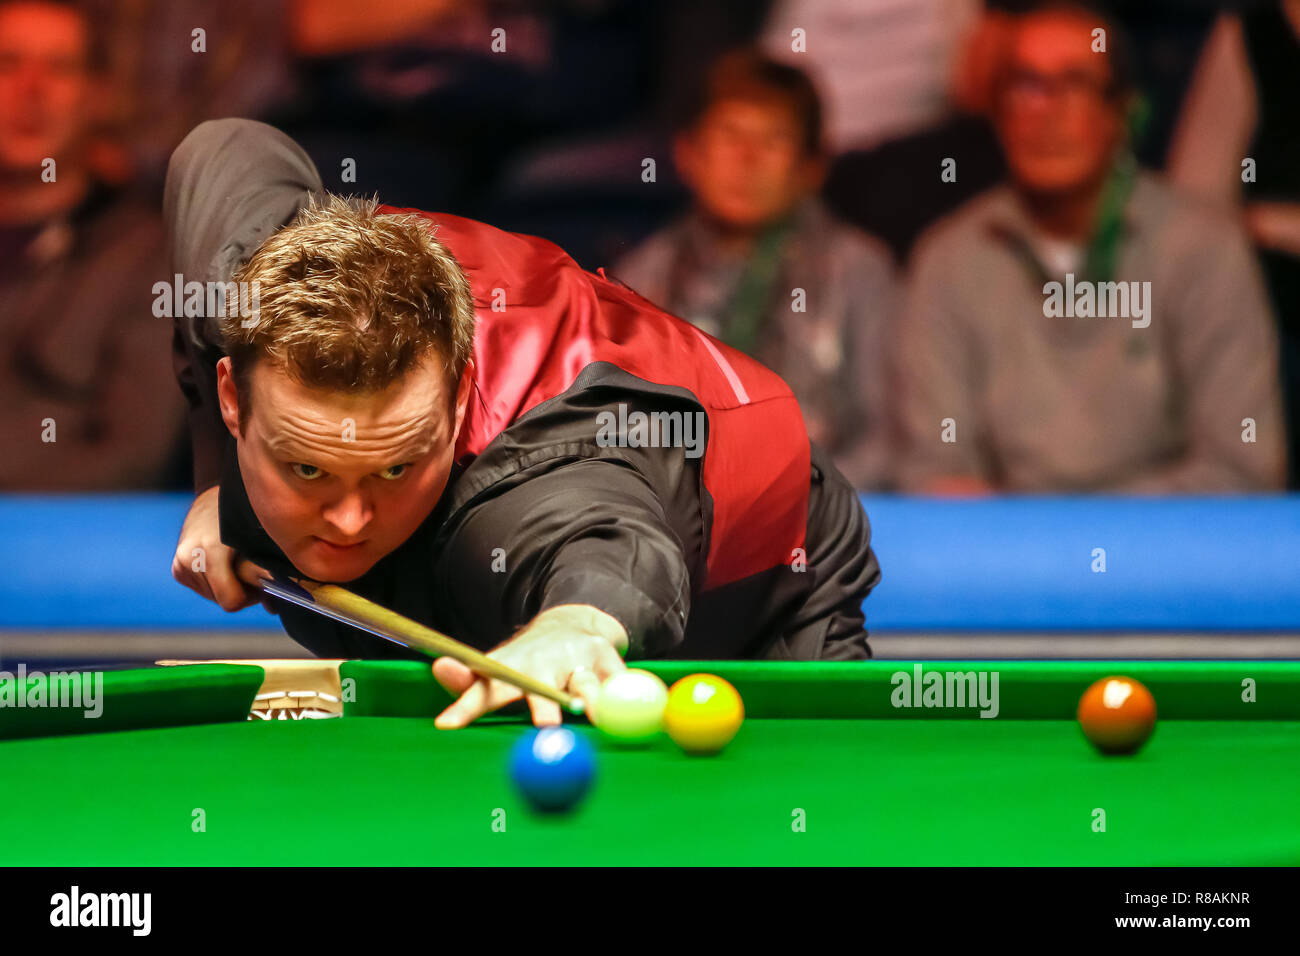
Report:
1011,152,1137,286
719,216,794,355
1083,151,1137,284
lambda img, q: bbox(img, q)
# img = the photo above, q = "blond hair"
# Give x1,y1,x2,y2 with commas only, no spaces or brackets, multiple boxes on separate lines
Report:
224,194,475,418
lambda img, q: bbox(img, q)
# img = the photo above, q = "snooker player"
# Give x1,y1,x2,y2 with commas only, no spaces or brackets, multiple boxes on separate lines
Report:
164,119,880,728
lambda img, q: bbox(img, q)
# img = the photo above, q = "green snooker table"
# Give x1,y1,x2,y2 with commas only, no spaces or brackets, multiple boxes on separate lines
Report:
1,659,1296,866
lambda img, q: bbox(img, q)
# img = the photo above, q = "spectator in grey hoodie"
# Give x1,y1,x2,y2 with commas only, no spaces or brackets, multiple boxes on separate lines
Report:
615,49,898,490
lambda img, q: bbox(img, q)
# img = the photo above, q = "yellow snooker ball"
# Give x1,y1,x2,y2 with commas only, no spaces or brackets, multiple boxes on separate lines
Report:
663,674,744,755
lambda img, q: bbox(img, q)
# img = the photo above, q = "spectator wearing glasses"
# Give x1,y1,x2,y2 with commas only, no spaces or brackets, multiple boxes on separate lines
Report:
894,1,1284,494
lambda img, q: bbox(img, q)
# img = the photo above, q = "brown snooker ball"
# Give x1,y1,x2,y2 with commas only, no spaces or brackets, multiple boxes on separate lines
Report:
1077,676,1157,755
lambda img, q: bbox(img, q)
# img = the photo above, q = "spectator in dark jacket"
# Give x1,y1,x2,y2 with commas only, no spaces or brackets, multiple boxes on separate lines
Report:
0,0,185,490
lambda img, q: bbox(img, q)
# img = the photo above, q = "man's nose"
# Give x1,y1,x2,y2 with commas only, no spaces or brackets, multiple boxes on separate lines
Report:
322,490,372,537
732,135,765,165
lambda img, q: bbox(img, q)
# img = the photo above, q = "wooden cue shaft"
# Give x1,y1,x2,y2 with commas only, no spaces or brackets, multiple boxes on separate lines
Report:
235,560,580,712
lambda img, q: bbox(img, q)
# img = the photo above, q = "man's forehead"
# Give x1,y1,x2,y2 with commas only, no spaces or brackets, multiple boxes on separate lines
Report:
707,97,799,129
251,362,446,445
0,5,87,44
1010,14,1108,72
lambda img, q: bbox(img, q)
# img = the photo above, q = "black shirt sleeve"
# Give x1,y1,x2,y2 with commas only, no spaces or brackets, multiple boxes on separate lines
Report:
435,457,693,658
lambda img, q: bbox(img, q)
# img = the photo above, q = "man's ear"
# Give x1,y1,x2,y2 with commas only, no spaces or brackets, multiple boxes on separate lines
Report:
799,151,829,197
215,356,243,439
672,130,699,191
452,359,475,440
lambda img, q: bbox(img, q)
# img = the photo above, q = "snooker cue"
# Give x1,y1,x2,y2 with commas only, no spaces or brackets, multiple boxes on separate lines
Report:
235,559,583,714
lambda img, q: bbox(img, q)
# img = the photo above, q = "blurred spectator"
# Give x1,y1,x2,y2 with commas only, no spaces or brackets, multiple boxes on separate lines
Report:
1167,0,1300,487
894,1,1284,494
824,0,1219,266
760,0,983,153
824,7,1010,264
83,0,295,183
614,50,897,490
0,0,185,489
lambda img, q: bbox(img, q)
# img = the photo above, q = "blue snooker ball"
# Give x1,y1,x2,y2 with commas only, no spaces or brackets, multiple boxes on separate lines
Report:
509,727,596,813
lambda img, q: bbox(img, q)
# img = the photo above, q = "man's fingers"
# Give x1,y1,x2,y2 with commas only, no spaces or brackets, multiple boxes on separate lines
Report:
432,657,476,697
526,694,563,727
566,667,605,716
435,678,491,729
590,641,627,681
433,633,625,729
171,547,258,611
234,559,271,589
172,558,212,603
577,641,627,722
208,566,258,612
435,677,521,730
434,657,524,728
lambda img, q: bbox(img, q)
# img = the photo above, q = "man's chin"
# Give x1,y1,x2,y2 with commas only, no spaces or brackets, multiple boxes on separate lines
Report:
290,545,378,583
1011,160,1098,196
703,199,778,233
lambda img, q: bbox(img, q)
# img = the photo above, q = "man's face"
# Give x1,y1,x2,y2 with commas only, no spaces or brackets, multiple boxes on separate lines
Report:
675,98,823,230
0,2,93,172
994,13,1127,195
217,356,472,583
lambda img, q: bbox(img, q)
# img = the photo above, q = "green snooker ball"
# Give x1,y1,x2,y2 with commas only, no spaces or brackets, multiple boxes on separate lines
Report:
593,670,669,743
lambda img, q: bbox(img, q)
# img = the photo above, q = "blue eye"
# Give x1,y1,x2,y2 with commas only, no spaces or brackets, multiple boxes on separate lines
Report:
378,464,408,480
291,463,323,480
